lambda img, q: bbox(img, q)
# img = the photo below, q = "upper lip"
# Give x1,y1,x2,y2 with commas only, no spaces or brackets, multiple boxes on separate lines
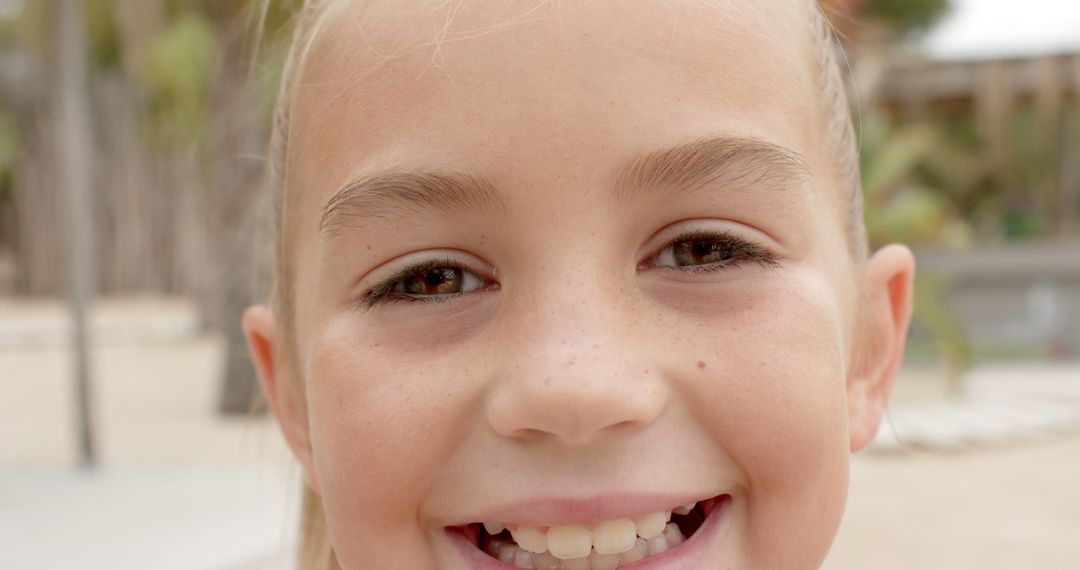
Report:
448,492,719,528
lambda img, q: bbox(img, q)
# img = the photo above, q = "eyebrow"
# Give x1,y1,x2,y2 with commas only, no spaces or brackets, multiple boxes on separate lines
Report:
612,136,810,202
319,170,507,238
319,136,809,238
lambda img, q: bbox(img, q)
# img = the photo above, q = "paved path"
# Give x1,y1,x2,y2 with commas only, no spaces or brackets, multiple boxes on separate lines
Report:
872,365,1080,452
0,468,297,570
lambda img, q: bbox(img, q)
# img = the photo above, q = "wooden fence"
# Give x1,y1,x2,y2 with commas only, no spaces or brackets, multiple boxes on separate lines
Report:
875,51,1080,237
0,44,271,333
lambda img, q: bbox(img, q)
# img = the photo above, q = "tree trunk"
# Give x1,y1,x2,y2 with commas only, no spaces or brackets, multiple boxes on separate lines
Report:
55,0,97,468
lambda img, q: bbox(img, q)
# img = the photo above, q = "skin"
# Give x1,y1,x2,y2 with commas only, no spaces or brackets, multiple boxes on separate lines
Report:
243,1,915,568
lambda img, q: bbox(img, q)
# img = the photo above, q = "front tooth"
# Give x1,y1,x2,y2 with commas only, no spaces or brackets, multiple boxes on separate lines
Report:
589,551,619,570
591,519,637,555
672,502,697,515
562,556,591,570
532,552,561,570
484,522,506,535
619,538,648,564
646,533,669,555
635,511,667,539
663,522,685,546
547,525,592,560
511,525,549,554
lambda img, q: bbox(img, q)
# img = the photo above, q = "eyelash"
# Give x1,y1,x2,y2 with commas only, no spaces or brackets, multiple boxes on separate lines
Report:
356,230,781,309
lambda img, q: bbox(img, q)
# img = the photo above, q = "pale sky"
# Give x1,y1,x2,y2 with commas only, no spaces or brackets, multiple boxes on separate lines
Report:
921,0,1080,61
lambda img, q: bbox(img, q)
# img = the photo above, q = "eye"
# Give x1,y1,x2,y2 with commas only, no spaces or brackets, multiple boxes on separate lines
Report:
649,230,780,273
358,258,495,309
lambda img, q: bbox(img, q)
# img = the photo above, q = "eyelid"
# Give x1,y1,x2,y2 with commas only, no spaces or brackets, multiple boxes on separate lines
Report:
640,219,772,255
639,225,782,273
354,251,497,310
358,249,494,290
639,220,779,256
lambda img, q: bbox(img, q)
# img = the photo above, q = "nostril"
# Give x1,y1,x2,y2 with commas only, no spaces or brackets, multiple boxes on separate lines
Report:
485,345,667,444
488,383,666,445
611,419,643,432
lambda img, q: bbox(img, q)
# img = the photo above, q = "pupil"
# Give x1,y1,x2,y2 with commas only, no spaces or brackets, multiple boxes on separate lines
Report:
673,239,731,266
405,267,463,295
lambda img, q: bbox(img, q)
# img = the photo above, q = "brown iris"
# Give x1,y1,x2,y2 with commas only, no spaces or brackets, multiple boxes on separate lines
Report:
403,267,463,295
672,238,734,266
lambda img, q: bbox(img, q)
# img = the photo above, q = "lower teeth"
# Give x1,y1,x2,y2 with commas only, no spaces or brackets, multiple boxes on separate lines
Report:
484,522,687,569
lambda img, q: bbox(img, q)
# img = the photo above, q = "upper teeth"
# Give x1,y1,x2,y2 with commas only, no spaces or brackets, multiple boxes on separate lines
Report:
486,503,695,559
671,502,696,516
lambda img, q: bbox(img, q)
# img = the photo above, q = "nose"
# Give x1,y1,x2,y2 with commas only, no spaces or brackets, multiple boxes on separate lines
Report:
485,291,667,447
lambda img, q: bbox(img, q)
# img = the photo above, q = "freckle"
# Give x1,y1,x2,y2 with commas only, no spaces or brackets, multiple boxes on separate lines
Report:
643,369,650,374
697,361,707,369
543,376,551,386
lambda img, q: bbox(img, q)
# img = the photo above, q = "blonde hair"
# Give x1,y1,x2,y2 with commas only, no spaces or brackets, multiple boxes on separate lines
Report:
258,2,863,568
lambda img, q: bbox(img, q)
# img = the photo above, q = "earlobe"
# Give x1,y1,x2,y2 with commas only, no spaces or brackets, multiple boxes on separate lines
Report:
847,244,915,453
242,305,321,493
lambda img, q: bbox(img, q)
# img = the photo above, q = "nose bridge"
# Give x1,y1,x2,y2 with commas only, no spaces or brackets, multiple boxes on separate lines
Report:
486,266,666,446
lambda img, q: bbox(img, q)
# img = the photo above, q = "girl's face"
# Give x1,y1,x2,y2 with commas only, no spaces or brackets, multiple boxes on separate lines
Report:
245,1,913,569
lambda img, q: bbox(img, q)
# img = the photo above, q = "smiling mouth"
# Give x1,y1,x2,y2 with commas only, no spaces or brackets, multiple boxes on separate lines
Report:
455,495,729,569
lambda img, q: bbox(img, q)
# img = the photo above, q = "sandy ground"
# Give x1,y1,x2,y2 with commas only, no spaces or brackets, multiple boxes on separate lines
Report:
1,298,1078,569
825,435,1080,570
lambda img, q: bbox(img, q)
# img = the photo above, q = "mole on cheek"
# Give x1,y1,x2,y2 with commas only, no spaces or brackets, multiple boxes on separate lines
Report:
697,361,707,369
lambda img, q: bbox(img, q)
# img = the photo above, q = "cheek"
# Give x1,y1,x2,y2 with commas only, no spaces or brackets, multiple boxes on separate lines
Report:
679,274,850,566
304,318,474,566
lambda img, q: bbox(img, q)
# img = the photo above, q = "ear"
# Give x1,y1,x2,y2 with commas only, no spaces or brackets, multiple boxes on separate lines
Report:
847,244,915,453
242,305,321,493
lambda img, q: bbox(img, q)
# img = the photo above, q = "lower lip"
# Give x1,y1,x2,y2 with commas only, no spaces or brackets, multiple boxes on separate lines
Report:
447,496,733,570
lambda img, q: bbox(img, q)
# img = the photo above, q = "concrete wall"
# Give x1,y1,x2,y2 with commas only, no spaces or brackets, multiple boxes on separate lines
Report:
915,243,1080,358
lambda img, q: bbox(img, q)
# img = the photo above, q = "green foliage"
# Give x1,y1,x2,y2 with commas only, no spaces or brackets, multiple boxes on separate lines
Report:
867,184,948,244
859,112,973,375
998,107,1060,239
143,12,218,147
859,112,977,249
911,273,972,385
86,0,122,71
862,0,950,35
0,109,16,242
0,110,16,173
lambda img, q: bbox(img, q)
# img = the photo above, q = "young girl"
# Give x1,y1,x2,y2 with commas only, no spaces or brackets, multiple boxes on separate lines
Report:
243,0,915,568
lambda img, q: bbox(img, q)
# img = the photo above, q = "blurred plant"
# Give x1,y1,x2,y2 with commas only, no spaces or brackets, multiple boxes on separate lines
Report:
85,0,121,71
860,111,983,248
0,108,15,180
0,108,16,245
1001,107,1057,239
143,12,218,147
911,274,971,396
860,0,949,36
859,111,976,382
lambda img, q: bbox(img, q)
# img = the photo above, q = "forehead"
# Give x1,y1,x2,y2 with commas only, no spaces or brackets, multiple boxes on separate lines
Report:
287,0,827,203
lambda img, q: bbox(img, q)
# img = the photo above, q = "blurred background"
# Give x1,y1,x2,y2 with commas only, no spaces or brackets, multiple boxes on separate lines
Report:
0,0,1077,569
